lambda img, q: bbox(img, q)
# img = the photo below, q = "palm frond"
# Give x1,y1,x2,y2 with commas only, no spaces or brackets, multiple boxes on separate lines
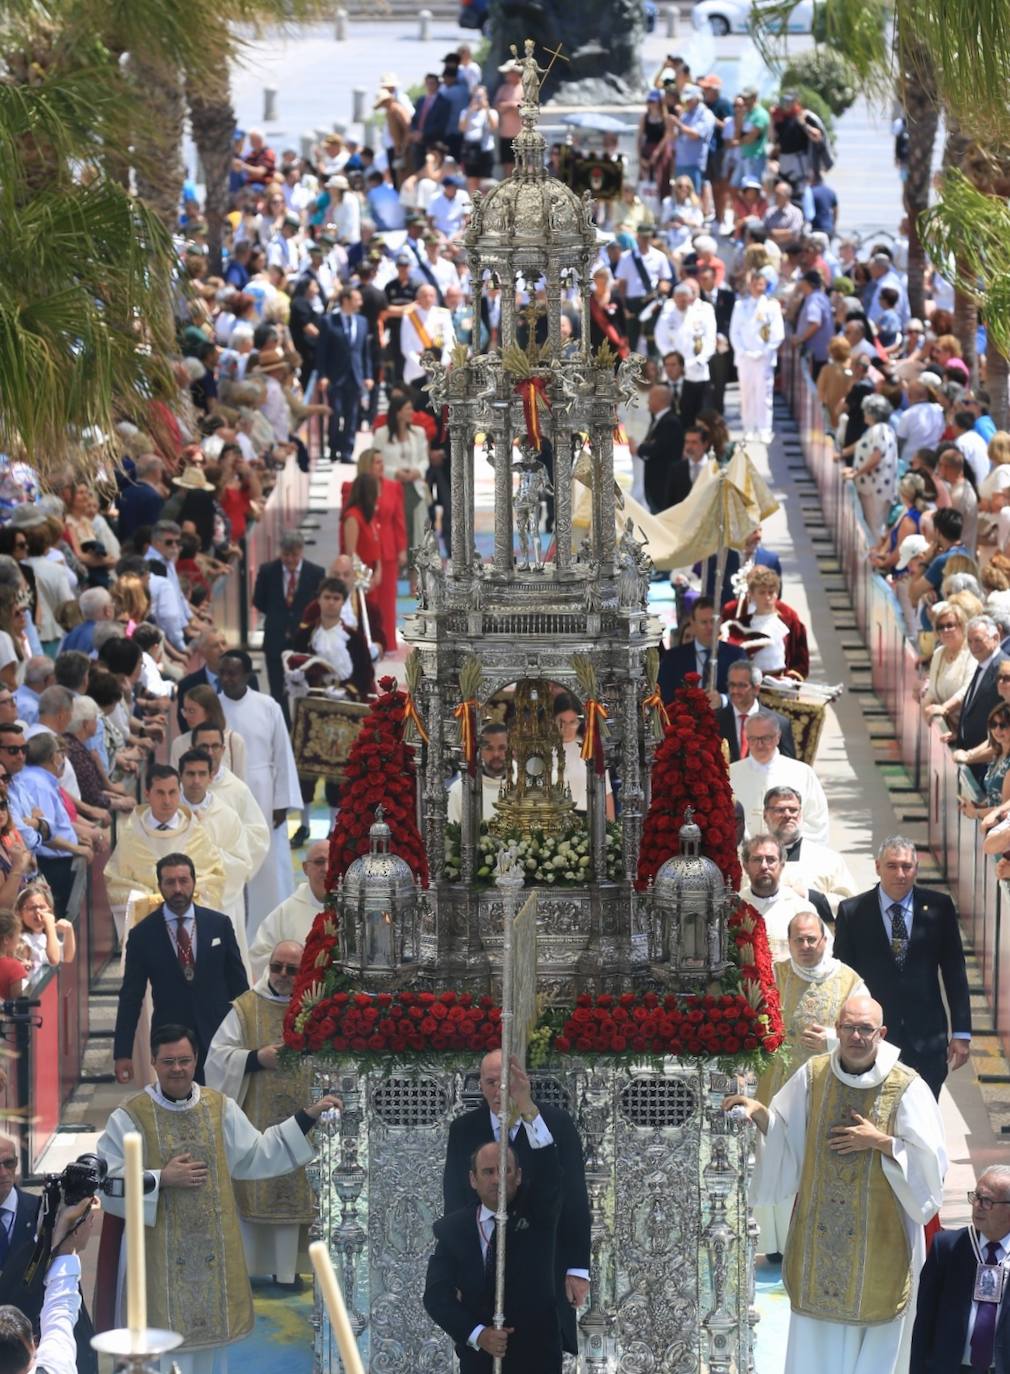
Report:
919,168,1010,355
899,0,1010,142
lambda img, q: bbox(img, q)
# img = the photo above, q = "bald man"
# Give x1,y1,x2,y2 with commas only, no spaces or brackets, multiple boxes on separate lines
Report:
247,842,329,979
204,941,313,1288
725,995,948,1374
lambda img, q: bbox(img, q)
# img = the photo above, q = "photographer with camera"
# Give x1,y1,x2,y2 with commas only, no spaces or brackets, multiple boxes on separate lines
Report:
0,1194,98,1374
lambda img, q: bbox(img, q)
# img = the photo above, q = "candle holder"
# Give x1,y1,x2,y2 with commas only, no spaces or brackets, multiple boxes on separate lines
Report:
91,1325,184,1374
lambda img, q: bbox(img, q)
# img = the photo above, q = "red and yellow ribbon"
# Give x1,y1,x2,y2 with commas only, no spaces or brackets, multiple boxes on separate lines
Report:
402,692,429,745
580,698,609,776
513,376,550,450
642,688,670,732
454,699,479,775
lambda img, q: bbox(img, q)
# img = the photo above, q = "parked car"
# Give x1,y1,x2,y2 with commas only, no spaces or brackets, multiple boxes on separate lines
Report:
691,0,814,36
459,0,489,30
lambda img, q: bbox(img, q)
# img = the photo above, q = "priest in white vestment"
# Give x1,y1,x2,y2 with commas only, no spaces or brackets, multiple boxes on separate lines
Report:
446,722,510,826
205,943,313,1287
180,747,269,976
762,788,858,916
752,912,866,1259
730,711,829,844
215,652,302,937
248,840,329,978
725,995,947,1374
192,723,272,877
98,1024,340,1374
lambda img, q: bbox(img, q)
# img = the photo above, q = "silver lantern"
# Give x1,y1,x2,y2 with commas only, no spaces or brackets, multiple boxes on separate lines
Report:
337,807,419,980
650,808,730,984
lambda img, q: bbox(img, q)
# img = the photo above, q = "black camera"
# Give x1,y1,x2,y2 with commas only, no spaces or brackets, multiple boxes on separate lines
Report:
47,1153,120,1207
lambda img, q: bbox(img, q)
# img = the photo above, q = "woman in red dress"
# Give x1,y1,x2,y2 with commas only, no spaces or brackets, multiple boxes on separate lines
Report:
342,452,407,654
341,471,388,651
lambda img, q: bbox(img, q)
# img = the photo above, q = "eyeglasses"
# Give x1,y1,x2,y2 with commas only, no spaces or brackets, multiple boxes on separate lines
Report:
0,745,25,755
936,623,959,632
12,541,26,551
837,1023,882,1039
0,1157,17,1172
156,1056,195,1068
969,1191,1010,1211
269,961,301,975
994,720,1010,730
0,698,13,707
999,675,1010,684
746,734,778,744
161,538,180,547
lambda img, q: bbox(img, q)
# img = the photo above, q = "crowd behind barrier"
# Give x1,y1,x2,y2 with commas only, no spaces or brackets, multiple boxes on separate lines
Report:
782,347,1009,1057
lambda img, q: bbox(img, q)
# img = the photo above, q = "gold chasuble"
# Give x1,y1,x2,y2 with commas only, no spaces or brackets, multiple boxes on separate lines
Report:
756,961,864,1105
232,989,313,1223
783,1053,916,1325
124,1087,253,1349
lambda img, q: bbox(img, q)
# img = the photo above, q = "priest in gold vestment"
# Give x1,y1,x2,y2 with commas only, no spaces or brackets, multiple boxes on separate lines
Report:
726,995,947,1374
752,910,866,1259
204,940,313,1287
98,1023,340,1374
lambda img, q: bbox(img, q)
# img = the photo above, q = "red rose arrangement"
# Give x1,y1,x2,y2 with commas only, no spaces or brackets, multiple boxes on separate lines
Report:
636,673,741,892
285,988,501,1058
326,674,429,889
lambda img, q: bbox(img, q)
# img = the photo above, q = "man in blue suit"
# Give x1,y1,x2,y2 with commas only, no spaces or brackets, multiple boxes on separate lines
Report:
317,286,372,461
911,1166,1010,1372
658,597,747,704
113,852,248,1083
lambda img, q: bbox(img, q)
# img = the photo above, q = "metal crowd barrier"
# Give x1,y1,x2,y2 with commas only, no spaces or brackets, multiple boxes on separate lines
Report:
781,348,1009,1057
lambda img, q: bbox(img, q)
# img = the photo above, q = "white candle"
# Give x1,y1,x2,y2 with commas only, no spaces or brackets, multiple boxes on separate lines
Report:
123,1132,146,1335
309,1241,365,1374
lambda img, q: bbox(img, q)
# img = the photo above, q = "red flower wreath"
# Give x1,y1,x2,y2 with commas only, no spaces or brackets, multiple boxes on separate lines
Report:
636,673,741,892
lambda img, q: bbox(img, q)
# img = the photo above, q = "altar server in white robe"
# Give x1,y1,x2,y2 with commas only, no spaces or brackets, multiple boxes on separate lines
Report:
725,994,947,1374
248,840,329,979
205,942,314,1287
192,722,272,869
180,746,269,978
730,711,830,844
216,651,302,936
98,1023,341,1374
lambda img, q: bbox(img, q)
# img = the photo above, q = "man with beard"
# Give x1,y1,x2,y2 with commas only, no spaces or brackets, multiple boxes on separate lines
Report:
738,834,823,960
447,722,509,824
762,786,856,917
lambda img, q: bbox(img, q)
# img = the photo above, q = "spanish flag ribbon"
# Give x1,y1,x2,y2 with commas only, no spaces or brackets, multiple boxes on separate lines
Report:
454,699,479,775
513,376,551,450
402,692,430,746
580,698,609,776
612,422,629,446
641,688,670,731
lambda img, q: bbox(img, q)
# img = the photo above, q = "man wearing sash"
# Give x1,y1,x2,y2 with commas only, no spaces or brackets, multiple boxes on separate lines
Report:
911,1164,1010,1371
725,994,947,1374
401,282,455,387
752,911,866,1261
98,1023,340,1374
205,941,313,1289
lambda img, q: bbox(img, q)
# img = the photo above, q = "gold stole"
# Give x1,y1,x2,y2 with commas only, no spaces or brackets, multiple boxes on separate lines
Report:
232,990,314,1223
405,305,435,351
783,1054,916,1325
124,1088,253,1349
755,962,864,1106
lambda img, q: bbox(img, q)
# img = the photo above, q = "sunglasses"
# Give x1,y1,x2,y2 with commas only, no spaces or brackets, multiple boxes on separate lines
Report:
0,745,25,755
269,961,300,976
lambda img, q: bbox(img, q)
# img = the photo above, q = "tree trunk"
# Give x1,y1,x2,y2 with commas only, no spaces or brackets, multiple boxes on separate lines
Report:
130,52,185,236
186,65,236,277
897,32,939,320
988,342,1010,429
943,121,977,372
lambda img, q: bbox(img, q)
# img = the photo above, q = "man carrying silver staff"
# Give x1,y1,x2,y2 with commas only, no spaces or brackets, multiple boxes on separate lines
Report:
425,1056,564,1371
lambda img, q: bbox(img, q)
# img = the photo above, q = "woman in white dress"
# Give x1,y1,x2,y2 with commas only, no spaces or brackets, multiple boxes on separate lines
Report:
0,587,31,688
920,601,974,723
842,393,898,538
372,394,430,556
170,683,248,779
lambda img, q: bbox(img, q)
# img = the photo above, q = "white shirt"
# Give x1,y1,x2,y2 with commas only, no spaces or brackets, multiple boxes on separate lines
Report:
427,189,472,239
730,751,830,845
31,1253,82,1374
895,400,945,455
615,246,672,300
653,299,717,382
955,428,992,487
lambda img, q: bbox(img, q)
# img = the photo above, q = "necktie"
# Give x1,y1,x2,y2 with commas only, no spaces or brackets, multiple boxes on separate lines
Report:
739,715,749,758
888,901,909,969
156,821,171,831
285,569,298,607
970,1241,1001,1369
176,917,195,980
484,1217,497,1294
699,648,710,684
963,664,983,713
0,1213,11,1266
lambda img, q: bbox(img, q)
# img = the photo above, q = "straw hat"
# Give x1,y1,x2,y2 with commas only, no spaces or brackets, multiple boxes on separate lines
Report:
173,465,216,492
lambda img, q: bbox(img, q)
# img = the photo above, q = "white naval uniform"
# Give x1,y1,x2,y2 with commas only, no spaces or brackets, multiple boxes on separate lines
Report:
729,293,785,438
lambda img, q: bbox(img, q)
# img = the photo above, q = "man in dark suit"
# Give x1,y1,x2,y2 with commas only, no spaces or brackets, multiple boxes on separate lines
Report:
718,661,796,761
113,852,248,1084
317,285,372,461
696,261,736,413
834,835,972,1098
659,597,747,705
911,1166,1010,1373
630,383,684,514
252,531,325,727
0,1130,97,1373
430,1057,564,1371
408,73,451,171
951,614,1009,784
442,1050,590,1360
701,525,782,604
175,627,227,728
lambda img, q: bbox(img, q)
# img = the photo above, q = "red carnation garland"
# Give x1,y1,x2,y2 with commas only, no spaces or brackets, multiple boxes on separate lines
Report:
326,674,429,889
636,673,741,892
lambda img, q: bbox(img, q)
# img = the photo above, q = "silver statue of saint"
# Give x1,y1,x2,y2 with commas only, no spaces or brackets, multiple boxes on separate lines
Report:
511,441,554,572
